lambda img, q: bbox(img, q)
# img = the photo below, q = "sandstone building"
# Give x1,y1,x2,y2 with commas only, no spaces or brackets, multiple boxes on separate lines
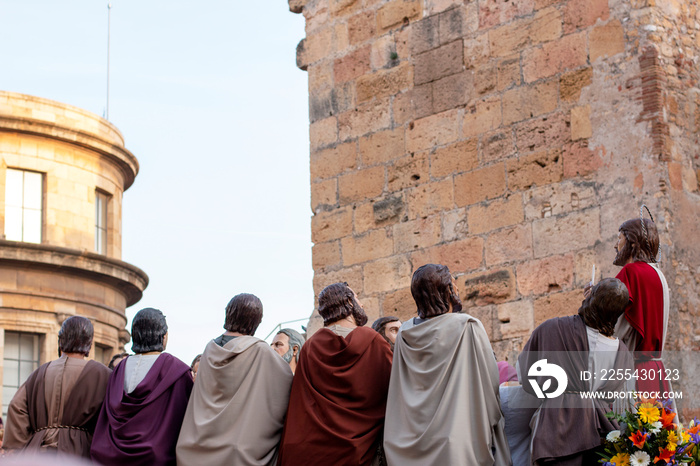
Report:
0,91,148,417
290,0,700,416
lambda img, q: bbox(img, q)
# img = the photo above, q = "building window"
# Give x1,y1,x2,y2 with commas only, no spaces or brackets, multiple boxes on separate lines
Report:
95,191,109,254
4,168,43,243
2,332,40,419
94,343,110,366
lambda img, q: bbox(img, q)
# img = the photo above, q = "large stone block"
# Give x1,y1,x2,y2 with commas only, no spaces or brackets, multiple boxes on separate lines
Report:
430,138,479,178
590,20,625,61
359,127,405,166
361,62,412,101
381,286,415,320
462,268,517,306
413,40,464,85
377,0,423,32
311,178,338,211
338,98,391,140
533,290,582,326
410,236,484,274
454,163,506,207
311,207,354,243
516,253,574,296
312,240,341,270
468,195,524,235
485,224,534,266
310,116,339,149
406,178,455,219
560,67,592,102
522,32,588,83
338,165,385,203
502,80,559,126
393,216,442,252
406,109,461,153
479,0,534,29
515,112,570,152
313,265,365,296
495,300,534,339
341,228,394,265
506,149,563,191
348,10,377,45
310,141,357,181
531,208,600,258
570,105,592,141
463,96,502,138
481,130,515,163
388,152,430,191
364,255,412,294
334,45,372,84
562,0,609,33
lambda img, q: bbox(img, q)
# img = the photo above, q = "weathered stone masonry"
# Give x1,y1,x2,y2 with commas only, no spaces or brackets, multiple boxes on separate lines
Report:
290,0,700,417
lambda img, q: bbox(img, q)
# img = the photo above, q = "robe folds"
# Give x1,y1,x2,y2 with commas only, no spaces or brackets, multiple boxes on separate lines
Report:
90,353,193,466
383,313,511,466
277,326,393,466
176,336,293,466
519,315,633,465
4,357,111,458
615,261,670,393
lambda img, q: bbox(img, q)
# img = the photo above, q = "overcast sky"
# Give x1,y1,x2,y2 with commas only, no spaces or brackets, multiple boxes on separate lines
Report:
0,1,312,364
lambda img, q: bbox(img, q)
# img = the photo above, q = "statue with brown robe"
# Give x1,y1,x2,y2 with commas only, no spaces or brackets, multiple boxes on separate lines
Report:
4,316,111,458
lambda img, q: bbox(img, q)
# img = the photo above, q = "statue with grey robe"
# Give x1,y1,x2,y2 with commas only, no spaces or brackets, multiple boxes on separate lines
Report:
383,264,511,466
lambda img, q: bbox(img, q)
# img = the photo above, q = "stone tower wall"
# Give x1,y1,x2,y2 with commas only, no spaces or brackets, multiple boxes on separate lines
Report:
291,0,700,415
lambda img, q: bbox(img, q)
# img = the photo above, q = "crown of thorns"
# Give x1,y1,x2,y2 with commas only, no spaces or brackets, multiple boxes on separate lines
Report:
640,204,655,259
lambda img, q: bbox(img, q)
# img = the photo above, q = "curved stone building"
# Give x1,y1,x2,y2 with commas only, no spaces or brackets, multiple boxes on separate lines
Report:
0,91,148,416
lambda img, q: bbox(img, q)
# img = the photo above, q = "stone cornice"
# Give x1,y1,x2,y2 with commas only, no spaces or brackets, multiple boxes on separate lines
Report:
0,240,148,306
0,91,139,189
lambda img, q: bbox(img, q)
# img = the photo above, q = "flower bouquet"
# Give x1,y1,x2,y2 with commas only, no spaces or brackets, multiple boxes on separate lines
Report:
599,399,694,466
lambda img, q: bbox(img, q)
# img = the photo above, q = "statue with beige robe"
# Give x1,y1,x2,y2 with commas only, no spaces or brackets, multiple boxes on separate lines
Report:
383,264,511,466
176,293,292,466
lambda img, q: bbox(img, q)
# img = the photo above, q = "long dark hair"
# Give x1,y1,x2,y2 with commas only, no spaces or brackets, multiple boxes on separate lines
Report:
614,218,659,265
58,316,94,357
411,264,462,319
318,282,368,327
224,293,263,335
131,308,168,353
579,278,629,336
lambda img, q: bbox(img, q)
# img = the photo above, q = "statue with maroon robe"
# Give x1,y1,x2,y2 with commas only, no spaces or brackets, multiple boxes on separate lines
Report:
4,316,111,458
277,282,393,466
90,308,193,466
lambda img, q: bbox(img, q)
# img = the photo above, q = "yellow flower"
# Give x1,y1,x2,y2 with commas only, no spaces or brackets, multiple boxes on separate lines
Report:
667,442,677,452
668,430,679,447
610,452,631,466
681,430,691,444
638,402,661,424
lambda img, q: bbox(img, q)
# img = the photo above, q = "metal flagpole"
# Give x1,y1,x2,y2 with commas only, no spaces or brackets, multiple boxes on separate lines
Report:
106,2,112,120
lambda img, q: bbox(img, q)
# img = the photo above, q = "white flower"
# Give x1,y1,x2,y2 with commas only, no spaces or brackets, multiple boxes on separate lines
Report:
606,430,621,442
630,450,651,466
649,421,662,434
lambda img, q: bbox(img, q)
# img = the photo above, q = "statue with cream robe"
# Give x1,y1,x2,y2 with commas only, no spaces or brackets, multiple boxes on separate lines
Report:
176,293,292,466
